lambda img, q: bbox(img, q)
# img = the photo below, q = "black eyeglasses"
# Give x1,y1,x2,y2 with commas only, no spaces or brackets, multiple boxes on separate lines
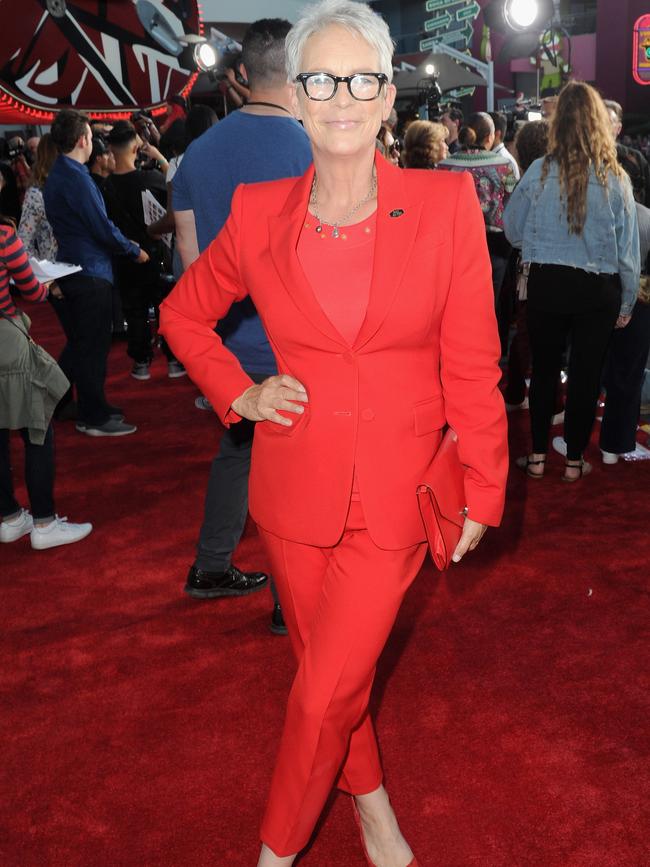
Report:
295,72,388,101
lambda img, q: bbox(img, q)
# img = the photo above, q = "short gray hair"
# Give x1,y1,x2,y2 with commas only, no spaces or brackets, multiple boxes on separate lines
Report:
285,0,394,84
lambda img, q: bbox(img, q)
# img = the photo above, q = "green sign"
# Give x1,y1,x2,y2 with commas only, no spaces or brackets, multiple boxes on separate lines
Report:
421,0,480,53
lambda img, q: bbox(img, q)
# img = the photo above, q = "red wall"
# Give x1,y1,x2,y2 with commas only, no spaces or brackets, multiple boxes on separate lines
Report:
596,0,649,113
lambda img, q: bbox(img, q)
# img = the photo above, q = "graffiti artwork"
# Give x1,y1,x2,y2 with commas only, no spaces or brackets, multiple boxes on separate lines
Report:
0,0,202,119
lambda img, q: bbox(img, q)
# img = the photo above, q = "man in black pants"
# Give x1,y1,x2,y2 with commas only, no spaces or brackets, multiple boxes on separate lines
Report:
104,122,183,381
172,20,312,632
44,110,149,437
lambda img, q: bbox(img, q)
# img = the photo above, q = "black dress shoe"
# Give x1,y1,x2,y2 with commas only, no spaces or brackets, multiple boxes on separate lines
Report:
270,602,288,636
184,564,269,599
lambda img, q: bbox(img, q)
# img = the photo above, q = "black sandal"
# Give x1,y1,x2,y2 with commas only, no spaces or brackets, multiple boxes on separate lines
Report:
562,459,592,482
515,455,546,479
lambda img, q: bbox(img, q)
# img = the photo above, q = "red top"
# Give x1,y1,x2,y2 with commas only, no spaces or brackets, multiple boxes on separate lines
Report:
0,224,45,317
298,211,376,501
297,211,375,346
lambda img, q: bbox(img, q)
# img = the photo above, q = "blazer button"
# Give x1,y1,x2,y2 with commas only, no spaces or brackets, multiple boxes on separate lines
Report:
342,351,354,364
361,408,375,422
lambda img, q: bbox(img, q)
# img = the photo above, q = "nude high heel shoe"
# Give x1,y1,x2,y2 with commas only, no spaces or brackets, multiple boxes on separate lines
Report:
351,799,419,867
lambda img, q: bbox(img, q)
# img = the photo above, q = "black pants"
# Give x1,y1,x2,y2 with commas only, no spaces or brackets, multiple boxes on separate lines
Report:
0,426,55,520
600,300,650,454
196,417,256,572
505,299,530,405
195,372,279,602
527,264,621,460
50,275,113,426
120,280,176,365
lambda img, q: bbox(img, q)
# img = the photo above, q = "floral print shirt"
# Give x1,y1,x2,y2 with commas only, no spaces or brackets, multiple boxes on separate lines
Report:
18,185,58,261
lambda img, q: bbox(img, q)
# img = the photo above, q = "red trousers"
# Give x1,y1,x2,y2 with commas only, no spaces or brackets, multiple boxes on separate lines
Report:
259,500,427,856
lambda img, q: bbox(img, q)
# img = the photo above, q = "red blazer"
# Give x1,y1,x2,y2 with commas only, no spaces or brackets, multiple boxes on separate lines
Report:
160,153,508,549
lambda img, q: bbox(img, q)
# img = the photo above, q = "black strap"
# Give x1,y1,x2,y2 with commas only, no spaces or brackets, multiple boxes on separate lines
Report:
244,101,292,115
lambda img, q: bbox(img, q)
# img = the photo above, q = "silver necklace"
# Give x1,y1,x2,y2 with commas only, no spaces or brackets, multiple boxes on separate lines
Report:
309,170,377,239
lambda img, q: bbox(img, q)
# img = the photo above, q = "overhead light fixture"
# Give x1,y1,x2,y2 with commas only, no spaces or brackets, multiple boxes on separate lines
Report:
425,63,436,75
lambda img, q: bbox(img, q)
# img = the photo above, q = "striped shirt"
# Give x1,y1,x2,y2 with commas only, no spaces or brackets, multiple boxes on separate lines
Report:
0,224,46,318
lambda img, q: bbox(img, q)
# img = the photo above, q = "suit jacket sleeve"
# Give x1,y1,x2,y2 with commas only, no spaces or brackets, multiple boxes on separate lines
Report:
158,184,255,425
440,171,508,526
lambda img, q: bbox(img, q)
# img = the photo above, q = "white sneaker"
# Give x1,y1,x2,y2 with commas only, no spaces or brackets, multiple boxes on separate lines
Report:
30,516,93,550
601,450,619,465
0,508,34,543
552,436,568,457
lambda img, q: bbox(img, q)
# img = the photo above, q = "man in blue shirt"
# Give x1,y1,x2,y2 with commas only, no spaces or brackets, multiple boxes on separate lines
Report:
173,19,312,625
45,110,149,436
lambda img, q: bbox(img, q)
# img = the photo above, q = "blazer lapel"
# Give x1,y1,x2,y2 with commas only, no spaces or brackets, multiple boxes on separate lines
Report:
353,153,423,350
268,152,423,351
268,165,348,348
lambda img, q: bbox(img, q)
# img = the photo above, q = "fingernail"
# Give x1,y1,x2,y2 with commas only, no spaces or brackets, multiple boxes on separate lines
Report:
452,554,461,563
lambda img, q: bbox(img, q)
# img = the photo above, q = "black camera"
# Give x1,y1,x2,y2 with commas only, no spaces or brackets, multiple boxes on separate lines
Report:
7,139,25,160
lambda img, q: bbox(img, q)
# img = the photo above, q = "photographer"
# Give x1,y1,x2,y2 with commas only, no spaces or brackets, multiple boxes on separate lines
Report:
131,111,169,173
489,111,520,180
105,122,182,380
7,137,30,209
223,63,251,107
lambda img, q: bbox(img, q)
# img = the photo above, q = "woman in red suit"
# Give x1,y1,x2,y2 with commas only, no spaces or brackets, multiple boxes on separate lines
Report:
160,2,508,864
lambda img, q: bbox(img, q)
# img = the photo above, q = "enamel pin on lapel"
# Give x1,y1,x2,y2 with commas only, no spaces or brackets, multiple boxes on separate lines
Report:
389,209,405,218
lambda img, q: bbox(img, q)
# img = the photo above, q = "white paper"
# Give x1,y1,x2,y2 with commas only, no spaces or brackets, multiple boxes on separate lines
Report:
141,190,172,249
28,258,82,283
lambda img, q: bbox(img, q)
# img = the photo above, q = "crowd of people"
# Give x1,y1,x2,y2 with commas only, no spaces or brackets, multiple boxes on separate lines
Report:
1,0,648,862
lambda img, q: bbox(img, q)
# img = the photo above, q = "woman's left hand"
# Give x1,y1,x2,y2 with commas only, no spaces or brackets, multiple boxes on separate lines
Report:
452,517,487,563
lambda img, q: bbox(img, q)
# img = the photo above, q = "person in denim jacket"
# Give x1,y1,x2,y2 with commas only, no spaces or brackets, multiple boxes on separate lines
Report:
504,81,640,481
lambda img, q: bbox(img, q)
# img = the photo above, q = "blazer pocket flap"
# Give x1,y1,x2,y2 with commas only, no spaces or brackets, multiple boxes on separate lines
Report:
413,395,446,436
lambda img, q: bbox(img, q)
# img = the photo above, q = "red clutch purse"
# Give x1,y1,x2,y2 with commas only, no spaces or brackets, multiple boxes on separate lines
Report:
417,427,467,571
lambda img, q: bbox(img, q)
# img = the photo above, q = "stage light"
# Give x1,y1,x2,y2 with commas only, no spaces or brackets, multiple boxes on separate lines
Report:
504,0,539,31
484,0,553,34
194,41,218,71
425,63,435,75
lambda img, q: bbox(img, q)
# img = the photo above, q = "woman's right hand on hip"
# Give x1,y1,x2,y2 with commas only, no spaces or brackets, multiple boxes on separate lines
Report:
231,375,308,426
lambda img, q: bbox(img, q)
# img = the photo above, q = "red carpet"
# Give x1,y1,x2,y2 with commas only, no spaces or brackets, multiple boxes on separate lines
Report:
3,304,650,866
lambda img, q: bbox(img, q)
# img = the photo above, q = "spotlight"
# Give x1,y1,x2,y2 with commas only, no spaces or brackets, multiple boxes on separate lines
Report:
194,41,218,72
484,0,553,34
425,63,435,75
505,0,539,31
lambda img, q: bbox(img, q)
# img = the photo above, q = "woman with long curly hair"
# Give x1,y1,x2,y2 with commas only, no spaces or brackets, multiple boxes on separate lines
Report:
401,119,449,168
504,81,639,481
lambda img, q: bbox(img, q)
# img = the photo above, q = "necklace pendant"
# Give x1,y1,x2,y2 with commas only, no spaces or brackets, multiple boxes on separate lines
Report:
332,226,340,239
315,224,323,234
